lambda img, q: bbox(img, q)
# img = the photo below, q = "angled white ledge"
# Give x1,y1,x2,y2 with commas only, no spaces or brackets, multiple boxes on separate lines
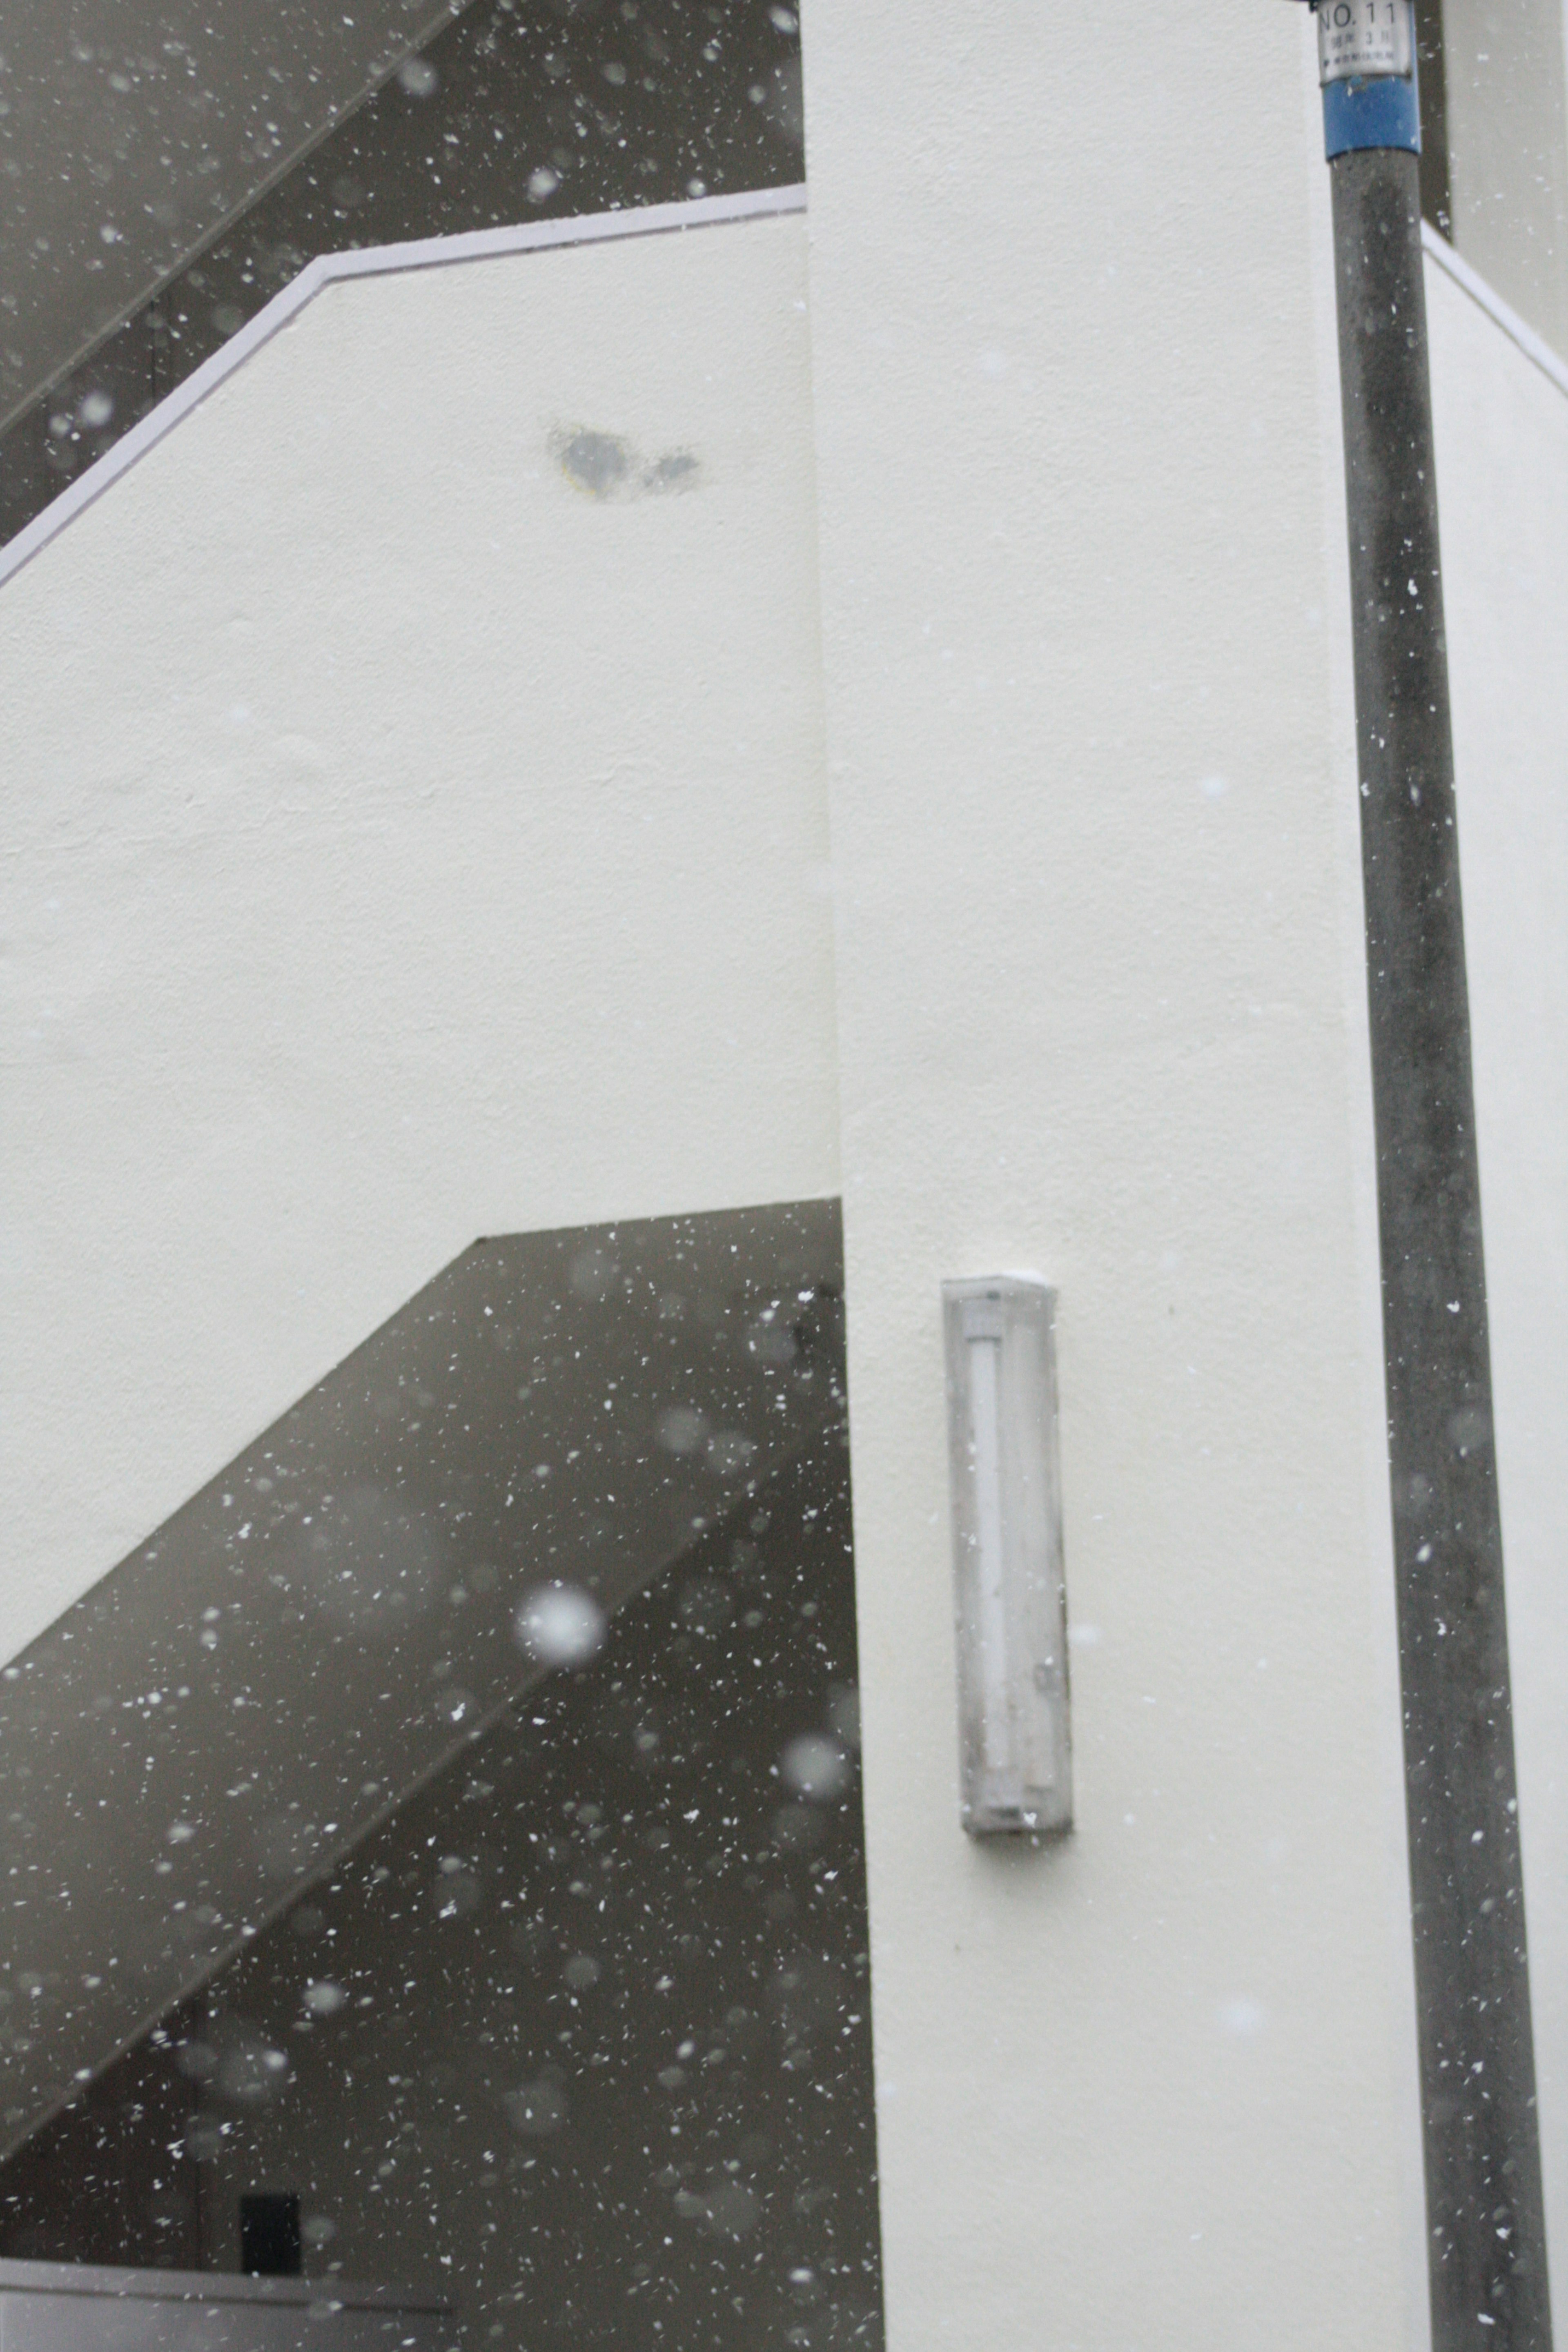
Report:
0,182,807,593
0,2259,450,2312
1421,221,1568,402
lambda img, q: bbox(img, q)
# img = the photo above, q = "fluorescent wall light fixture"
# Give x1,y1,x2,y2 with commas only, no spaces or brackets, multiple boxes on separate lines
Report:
942,1276,1071,1838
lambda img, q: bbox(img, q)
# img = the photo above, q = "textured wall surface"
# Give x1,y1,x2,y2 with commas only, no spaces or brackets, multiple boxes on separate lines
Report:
1438,0,1568,361
800,7,1427,2348
8,38,1564,2346
1,209,836,1664
1428,248,1568,2310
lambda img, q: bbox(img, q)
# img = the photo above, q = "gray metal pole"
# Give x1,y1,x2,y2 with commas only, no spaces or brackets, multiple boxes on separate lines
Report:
1329,130,1552,2352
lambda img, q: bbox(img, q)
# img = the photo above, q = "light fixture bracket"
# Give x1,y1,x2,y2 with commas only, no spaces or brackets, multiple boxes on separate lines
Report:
942,1275,1072,1839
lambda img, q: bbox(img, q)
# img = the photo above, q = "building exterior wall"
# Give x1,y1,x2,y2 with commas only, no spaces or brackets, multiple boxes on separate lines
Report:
1426,245,1568,2292
3,14,1566,2346
1439,0,1568,360
0,205,836,1669
799,7,1428,2347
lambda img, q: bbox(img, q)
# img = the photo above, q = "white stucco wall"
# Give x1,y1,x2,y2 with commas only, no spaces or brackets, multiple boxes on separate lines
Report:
0,203,836,1667
1426,244,1568,2298
1440,0,1568,362
8,29,1562,2347
800,8,1426,2348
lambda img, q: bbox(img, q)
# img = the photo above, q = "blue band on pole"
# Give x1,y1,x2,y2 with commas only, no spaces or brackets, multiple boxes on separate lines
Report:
1323,73,1421,158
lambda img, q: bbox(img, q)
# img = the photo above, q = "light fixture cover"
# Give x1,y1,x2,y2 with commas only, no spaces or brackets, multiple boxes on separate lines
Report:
942,1275,1071,1838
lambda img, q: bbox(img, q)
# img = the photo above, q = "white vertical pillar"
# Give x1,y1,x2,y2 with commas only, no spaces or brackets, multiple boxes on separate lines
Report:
800,4,1427,2345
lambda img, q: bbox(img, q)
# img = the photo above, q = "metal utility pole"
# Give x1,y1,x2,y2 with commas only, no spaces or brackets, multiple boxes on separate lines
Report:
1309,4,1552,2345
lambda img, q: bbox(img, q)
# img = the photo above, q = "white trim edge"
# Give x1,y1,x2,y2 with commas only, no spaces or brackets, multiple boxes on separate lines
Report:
1421,221,1568,402
0,183,807,593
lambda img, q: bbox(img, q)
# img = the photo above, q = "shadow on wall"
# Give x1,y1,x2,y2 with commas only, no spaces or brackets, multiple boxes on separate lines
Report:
0,1205,846,2153
0,1434,880,2352
0,1202,879,2352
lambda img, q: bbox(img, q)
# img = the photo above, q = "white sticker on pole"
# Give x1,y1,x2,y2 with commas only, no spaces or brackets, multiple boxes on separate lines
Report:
1318,0,1414,85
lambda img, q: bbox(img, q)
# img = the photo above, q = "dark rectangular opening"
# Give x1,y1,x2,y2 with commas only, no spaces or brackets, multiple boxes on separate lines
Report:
240,2194,301,2278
